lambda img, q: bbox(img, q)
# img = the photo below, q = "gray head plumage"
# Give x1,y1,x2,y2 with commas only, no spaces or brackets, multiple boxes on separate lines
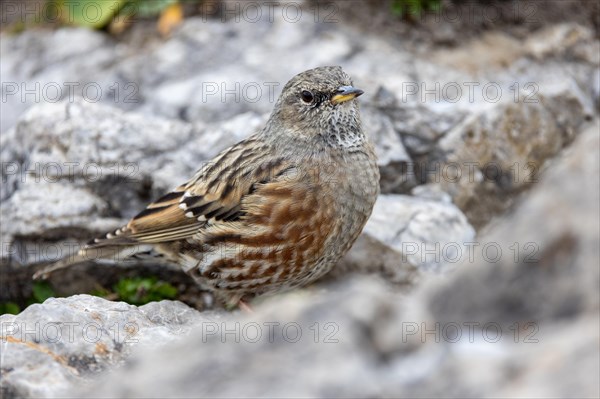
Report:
264,66,365,150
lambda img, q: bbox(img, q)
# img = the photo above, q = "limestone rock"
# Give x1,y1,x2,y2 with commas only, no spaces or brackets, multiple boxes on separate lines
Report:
0,295,209,398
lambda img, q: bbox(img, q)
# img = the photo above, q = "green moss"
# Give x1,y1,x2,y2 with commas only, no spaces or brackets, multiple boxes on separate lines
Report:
391,0,442,18
0,275,179,315
0,302,21,315
1,281,56,315
31,281,56,304
112,277,178,305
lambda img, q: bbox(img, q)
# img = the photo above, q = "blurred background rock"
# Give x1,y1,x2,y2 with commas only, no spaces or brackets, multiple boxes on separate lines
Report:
1,0,599,397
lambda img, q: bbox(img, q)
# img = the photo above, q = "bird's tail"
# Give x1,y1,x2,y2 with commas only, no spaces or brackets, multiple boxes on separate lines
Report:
32,243,153,280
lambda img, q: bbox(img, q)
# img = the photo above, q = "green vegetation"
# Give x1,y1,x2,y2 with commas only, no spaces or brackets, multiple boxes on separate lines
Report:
0,277,178,315
0,281,55,315
31,281,56,303
53,0,128,28
391,0,442,18
51,0,178,28
0,302,21,315
112,276,178,305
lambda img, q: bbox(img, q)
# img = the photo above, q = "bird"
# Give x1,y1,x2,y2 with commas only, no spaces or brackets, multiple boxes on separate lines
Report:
33,66,380,307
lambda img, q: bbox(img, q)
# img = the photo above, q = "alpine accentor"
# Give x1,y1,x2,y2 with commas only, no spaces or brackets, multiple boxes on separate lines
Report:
35,66,380,306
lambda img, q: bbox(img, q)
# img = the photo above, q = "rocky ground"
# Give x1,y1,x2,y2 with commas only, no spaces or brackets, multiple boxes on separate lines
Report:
1,1,599,397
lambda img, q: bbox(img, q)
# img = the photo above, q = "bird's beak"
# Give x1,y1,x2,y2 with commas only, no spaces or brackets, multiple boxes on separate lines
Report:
331,86,364,105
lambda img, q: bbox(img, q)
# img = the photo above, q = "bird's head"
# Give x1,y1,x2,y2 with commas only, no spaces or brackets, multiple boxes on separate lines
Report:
267,66,365,148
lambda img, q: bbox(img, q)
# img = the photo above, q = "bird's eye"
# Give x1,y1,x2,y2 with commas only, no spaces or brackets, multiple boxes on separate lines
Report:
300,90,314,103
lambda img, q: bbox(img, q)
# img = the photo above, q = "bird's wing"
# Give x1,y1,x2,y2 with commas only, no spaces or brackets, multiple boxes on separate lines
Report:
33,136,294,279
87,136,291,248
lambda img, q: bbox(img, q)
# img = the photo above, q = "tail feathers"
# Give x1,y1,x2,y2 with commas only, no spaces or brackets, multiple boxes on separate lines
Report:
33,244,154,280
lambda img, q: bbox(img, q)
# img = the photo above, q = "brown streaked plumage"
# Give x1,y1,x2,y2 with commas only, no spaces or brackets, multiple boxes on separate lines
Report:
34,66,380,307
